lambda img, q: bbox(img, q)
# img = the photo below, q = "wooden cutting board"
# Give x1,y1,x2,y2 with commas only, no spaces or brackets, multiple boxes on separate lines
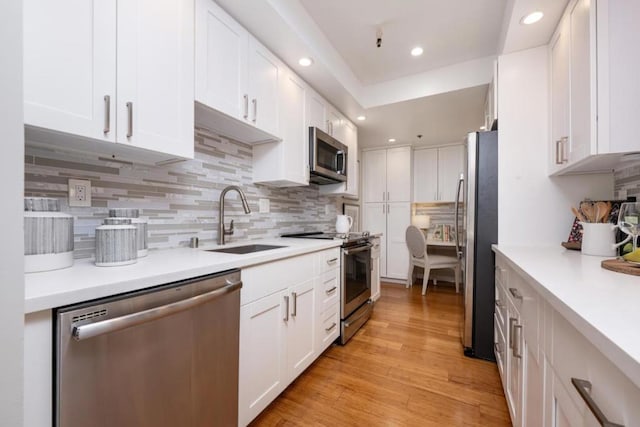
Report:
601,259,640,276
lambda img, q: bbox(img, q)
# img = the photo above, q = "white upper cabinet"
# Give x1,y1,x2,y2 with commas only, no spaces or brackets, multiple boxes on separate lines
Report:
549,0,640,175
362,149,389,203
195,0,280,144
307,90,328,132
413,145,464,202
117,0,194,159
253,67,308,187
24,0,117,143
24,0,194,160
319,118,359,198
386,147,412,202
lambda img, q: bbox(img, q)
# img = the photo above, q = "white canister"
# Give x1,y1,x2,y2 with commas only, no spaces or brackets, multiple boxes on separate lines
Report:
108,208,148,257
95,219,137,267
580,222,617,257
336,215,353,234
24,197,74,273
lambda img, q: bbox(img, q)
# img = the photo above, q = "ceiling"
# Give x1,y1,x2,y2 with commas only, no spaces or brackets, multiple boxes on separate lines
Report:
358,85,487,148
299,0,506,85
217,0,568,148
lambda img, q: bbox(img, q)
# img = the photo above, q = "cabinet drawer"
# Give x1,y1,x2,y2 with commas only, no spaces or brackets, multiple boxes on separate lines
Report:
317,269,339,313
551,311,640,425
317,248,340,274
317,302,339,353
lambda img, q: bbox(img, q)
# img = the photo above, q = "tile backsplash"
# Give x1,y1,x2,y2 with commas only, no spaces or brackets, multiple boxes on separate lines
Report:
614,162,640,200
25,128,338,259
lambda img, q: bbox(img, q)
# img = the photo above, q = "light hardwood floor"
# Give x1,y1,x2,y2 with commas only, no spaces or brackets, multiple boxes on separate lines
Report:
250,281,511,427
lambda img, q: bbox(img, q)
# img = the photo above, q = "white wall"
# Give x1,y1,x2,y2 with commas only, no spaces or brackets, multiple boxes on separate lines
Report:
498,46,613,246
0,0,25,426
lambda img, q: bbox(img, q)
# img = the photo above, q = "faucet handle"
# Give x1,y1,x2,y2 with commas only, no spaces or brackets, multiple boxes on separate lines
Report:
224,219,235,235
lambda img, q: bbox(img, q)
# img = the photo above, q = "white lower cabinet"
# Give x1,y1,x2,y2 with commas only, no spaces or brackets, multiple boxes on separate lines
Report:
495,252,640,427
239,247,340,426
370,237,381,301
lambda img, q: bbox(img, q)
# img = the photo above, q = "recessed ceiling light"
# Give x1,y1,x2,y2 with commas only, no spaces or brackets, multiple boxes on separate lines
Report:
356,115,366,121
298,57,313,67
521,11,544,25
410,46,424,57
388,138,396,143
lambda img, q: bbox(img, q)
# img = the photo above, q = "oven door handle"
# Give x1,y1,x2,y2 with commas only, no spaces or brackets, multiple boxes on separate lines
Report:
343,244,372,255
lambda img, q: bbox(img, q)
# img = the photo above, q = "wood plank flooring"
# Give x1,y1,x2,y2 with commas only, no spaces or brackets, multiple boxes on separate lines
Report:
250,281,511,427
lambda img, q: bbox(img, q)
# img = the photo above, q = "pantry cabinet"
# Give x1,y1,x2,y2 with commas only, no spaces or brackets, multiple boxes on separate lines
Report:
363,147,411,280
413,145,465,202
195,0,280,143
24,0,194,160
549,0,640,175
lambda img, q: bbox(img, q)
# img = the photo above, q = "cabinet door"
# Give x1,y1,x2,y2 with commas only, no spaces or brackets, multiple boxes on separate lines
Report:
345,122,359,198
438,145,465,201
386,147,412,202
195,0,248,121
117,0,194,159
386,202,410,280
327,107,343,139
362,150,387,203
239,290,288,426
506,299,523,427
523,340,543,427
287,279,316,379
568,0,593,164
371,255,381,301
363,203,387,277
413,148,438,202
248,37,280,137
307,90,328,132
24,0,117,142
550,17,571,171
279,69,308,185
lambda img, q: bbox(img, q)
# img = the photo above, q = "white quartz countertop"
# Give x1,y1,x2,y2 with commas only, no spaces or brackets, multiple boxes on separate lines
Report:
25,238,341,314
493,245,640,388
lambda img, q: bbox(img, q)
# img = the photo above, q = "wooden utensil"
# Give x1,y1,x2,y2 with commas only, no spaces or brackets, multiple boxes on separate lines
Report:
571,206,587,222
580,201,596,222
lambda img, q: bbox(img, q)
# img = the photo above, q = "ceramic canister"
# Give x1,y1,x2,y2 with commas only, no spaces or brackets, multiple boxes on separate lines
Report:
95,218,137,267
24,197,74,273
109,208,148,257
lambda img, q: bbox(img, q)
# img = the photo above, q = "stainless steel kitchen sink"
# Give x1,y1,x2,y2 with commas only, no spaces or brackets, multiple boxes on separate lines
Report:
205,244,286,255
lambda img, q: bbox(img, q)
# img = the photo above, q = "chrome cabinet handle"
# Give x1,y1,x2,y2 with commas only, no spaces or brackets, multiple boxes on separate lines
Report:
387,191,390,201
495,299,504,308
326,120,330,133
325,322,337,333
508,317,517,349
382,191,385,201
325,286,337,295
509,288,523,300
291,292,297,317
243,94,249,119
513,324,523,358
494,342,502,355
126,102,133,138
103,95,111,135
561,136,569,162
72,280,242,341
555,139,563,165
252,98,257,123
571,378,624,427
283,295,289,322
326,258,338,265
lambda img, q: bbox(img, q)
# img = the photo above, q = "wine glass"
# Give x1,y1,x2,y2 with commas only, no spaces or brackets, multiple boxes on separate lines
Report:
617,202,640,252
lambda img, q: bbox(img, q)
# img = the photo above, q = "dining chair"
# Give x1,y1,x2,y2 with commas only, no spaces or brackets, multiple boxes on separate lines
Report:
405,225,460,295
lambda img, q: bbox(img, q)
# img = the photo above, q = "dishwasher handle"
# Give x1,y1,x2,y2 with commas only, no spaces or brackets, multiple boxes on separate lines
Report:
72,279,242,341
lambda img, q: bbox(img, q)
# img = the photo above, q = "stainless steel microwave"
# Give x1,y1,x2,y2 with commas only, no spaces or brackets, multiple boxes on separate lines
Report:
309,127,348,185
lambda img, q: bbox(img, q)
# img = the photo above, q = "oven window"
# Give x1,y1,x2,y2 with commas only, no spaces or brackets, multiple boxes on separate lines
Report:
316,140,339,172
344,250,370,303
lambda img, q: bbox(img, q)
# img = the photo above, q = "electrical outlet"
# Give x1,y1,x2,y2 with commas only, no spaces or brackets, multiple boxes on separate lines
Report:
68,179,92,207
259,198,270,213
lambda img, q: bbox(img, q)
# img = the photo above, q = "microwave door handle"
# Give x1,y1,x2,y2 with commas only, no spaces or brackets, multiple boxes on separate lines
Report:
336,150,346,175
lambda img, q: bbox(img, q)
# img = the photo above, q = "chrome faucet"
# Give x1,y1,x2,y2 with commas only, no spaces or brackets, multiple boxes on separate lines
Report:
218,185,251,245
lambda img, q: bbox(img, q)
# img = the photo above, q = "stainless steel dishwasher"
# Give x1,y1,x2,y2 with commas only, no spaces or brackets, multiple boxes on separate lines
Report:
55,269,242,427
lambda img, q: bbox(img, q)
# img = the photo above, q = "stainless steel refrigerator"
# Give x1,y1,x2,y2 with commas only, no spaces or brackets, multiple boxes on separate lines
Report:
455,130,498,361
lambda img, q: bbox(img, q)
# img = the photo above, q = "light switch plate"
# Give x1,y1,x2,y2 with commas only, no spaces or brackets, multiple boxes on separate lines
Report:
68,179,92,207
259,198,270,213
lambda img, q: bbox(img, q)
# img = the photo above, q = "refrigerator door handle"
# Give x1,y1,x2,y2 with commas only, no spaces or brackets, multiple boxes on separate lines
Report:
454,174,464,259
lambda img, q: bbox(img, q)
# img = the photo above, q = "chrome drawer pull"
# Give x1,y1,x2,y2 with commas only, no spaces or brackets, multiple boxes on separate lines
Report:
126,102,133,138
494,342,502,354
571,378,624,427
325,286,337,295
513,325,522,359
325,322,337,333
508,317,517,349
326,258,338,265
283,295,289,322
291,292,297,317
243,94,249,119
509,287,523,300
495,299,504,308
103,95,111,135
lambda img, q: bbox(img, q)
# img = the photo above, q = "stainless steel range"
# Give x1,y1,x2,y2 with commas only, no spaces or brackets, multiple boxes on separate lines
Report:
281,231,373,344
